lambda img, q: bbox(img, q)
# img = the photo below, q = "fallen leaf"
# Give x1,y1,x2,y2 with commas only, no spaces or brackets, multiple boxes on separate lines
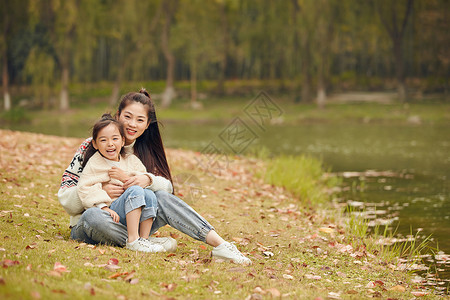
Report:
53,262,69,273
2,259,20,268
283,274,294,280
0,277,5,285
30,291,41,299
388,285,406,292
108,272,128,279
129,278,139,284
98,249,106,255
266,288,281,297
411,291,428,297
346,290,358,294
108,258,119,265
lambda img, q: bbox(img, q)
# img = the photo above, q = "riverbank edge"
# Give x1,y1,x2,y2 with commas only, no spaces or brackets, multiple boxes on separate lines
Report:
0,129,443,299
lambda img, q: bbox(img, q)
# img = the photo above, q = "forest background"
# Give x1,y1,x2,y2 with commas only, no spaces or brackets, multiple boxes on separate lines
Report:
0,0,448,113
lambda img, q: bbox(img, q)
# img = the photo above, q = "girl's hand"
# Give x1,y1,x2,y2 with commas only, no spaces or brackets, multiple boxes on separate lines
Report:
108,166,130,183
123,174,151,190
102,182,125,199
102,207,120,223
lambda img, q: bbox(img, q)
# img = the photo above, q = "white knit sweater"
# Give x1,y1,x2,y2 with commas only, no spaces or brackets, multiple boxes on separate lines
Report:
77,152,147,209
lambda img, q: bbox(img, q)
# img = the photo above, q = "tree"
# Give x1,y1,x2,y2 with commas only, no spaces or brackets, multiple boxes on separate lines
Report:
374,0,414,101
0,0,24,111
160,0,178,108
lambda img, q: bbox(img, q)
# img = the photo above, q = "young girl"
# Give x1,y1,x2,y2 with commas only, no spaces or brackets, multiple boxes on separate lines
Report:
77,114,165,253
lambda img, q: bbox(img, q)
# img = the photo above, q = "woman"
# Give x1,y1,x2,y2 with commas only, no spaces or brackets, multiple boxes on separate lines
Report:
58,89,251,265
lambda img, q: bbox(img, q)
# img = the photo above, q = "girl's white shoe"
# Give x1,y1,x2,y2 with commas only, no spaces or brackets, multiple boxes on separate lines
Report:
126,237,165,253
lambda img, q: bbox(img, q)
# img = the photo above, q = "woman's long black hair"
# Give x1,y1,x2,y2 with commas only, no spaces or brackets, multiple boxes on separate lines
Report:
116,89,173,185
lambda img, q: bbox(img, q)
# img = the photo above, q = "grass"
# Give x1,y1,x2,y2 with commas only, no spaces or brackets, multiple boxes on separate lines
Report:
0,129,443,299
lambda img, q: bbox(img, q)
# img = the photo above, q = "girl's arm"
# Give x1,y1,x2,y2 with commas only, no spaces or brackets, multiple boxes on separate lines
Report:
77,158,113,209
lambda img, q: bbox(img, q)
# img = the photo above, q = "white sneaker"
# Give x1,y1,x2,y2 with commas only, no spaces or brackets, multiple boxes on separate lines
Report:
126,237,165,253
148,236,177,252
212,242,252,265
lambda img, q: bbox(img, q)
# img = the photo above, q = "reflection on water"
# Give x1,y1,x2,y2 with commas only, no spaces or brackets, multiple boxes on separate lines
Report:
162,121,450,289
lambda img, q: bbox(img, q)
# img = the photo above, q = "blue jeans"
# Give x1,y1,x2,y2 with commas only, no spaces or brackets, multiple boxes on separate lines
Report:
70,190,214,246
109,186,158,226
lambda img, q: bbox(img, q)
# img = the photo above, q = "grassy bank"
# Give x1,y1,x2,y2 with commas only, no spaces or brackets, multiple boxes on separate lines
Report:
0,130,441,299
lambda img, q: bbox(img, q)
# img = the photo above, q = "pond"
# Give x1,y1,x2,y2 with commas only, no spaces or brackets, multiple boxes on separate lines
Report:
161,120,450,291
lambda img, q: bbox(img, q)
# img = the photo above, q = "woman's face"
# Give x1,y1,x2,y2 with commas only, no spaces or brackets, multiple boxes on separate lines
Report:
117,102,150,145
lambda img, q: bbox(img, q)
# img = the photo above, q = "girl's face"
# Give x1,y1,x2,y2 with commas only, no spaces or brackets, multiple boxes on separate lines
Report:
92,124,125,161
117,102,150,145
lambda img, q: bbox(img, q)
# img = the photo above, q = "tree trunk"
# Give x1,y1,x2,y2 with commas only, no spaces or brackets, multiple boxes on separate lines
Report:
216,1,228,96
316,62,326,109
110,62,124,107
60,65,70,111
394,39,406,101
161,0,177,108
2,49,10,111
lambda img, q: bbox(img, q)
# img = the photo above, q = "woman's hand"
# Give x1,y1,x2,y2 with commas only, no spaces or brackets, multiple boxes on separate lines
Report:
108,166,130,183
102,182,125,199
102,207,120,223
123,174,151,190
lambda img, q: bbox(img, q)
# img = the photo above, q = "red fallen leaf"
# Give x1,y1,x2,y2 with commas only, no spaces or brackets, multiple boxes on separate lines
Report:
170,233,180,239
2,259,20,268
199,245,207,250
53,262,68,273
26,244,37,250
166,253,176,258
0,277,5,285
374,280,384,286
123,271,136,282
108,258,119,265
108,272,128,279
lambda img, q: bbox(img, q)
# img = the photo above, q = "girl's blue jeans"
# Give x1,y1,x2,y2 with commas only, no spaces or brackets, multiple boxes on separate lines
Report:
109,186,157,226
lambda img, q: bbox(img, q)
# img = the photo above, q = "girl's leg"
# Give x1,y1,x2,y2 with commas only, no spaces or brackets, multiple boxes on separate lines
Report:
138,189,158,239
125,207,142,242
110,186,147,242
110,186,164,252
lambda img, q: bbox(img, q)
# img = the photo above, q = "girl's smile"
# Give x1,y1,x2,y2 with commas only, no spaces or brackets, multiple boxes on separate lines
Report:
92,124,125,161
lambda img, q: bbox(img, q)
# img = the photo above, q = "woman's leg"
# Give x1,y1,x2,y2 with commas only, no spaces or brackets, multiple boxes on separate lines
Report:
151,190,215,242
152,191,251,264
70,207,128,246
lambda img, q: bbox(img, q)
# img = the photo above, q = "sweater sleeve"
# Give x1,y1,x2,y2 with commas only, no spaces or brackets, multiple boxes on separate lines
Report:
57,138,92,225
127,154,173,193
77,156,113,209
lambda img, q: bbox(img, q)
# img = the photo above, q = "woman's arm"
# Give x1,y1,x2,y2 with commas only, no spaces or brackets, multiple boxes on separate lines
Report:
58,138,92,217
124,154,173,193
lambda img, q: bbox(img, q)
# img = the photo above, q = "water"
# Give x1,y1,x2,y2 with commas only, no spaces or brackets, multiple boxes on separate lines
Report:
161,121,450,290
